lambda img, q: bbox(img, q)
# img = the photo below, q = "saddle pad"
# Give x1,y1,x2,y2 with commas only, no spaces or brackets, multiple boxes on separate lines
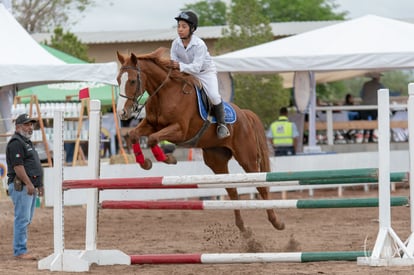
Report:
196,87,236,124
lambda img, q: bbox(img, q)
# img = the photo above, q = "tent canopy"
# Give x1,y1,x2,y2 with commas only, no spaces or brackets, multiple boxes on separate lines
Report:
18,45,118,106
0,4,117,89
213,15,414,88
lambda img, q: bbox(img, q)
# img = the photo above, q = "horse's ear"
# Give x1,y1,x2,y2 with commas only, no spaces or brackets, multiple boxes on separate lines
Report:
130,53,138,65
116,51,125,64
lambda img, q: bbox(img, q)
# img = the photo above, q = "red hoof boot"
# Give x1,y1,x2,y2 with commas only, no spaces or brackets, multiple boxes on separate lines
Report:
139,158,153,170
163,154,177,165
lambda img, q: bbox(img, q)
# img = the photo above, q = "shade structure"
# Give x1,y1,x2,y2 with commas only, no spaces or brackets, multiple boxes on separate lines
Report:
213,15,414,88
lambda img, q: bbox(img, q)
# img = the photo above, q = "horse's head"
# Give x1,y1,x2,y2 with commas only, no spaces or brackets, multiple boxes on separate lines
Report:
116,48,199,120
116,51,143,120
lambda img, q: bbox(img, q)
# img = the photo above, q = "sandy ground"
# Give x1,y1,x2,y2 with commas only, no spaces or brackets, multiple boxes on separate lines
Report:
1,185,414,275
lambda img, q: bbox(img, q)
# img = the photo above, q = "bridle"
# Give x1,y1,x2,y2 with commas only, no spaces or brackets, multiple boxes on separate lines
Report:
119,60,172,117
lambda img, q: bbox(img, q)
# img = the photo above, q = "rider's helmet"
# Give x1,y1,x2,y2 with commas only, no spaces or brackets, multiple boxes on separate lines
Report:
174,11,198,32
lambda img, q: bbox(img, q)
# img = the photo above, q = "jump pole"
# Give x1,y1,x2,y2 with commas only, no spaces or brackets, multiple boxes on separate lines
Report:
100,197,409,210
130,251,371,264
357,89,414,266
38,109,89,271
63,168,382,189
38,101,130,272
62,171,407,190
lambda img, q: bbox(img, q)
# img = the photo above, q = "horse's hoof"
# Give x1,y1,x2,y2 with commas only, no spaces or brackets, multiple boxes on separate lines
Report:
140,159,153,170
163,154,177,165
241,227,252,239
276,222,285,230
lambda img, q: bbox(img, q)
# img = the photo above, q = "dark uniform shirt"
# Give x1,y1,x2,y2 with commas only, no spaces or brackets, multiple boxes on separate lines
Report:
6,132,43,188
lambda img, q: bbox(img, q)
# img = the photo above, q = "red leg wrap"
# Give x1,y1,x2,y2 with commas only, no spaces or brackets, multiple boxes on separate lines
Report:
133,143,145,164
151,145,167,162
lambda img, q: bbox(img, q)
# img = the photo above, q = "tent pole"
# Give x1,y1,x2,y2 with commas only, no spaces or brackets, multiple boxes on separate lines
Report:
111,86,129,163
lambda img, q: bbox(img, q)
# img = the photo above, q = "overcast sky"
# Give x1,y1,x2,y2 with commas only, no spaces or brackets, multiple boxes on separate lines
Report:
70,0,414,32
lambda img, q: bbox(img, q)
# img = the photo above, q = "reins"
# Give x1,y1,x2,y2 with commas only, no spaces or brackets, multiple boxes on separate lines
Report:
120,61,172,118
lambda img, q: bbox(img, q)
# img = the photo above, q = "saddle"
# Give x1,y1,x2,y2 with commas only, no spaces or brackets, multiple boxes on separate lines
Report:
196,86,236,124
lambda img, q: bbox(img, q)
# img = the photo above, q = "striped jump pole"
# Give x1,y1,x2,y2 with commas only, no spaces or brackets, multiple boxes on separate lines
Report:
101,196,408,210
130,251,372,264
62,169,406,190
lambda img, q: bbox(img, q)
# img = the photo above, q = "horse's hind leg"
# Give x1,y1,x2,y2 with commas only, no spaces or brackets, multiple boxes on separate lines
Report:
226,187,247,233
256,187,285,230
203,148,246,233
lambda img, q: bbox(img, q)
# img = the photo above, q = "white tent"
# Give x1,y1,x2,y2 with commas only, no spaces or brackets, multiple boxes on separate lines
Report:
213,15,414,88
0,4,117,132
0,4,117,89
213,15,414,148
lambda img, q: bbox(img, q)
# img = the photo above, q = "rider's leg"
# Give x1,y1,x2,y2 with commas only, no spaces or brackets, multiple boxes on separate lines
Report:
213,101,230,139
199,73,230,139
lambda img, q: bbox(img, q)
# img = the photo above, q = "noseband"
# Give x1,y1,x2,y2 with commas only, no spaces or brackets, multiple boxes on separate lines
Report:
119,60,173,111
119,64,142,102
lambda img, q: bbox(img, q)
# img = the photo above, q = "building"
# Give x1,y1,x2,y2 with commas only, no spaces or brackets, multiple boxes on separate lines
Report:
32,21,342,63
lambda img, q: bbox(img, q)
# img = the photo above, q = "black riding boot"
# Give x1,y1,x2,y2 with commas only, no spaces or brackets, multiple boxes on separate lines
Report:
213,102,230,139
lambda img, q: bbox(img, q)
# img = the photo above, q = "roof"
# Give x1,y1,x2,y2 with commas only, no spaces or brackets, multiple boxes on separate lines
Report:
31,20,344,44
213,15,414,87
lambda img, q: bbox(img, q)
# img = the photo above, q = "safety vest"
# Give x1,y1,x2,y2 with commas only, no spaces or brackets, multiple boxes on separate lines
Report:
270,116,293,146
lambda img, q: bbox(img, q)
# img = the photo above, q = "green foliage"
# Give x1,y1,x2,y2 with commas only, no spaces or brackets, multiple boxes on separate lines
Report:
12,0,96,33
48,27,94,62
215,0,273,52
233,74,288,128
214,0,286,126
261,0,347,22
183,0,227,26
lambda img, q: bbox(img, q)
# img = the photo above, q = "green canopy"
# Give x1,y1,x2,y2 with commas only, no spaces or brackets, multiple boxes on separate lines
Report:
18,44,118,106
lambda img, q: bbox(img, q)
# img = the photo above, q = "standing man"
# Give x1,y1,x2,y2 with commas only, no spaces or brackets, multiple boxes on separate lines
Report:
267,107,299,156
360,72,385,142
6,113,43,260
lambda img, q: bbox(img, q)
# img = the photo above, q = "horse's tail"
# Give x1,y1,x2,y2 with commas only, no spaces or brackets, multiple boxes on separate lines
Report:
243,109,271,172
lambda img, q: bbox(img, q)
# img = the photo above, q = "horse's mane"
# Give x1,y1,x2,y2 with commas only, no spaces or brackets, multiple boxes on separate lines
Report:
137,48,200,88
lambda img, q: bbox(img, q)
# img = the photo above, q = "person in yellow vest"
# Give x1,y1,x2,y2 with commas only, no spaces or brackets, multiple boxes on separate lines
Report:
159,140,176,154
267,107,299,156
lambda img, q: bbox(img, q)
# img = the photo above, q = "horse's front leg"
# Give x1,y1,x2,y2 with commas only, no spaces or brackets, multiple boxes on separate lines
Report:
128,120,155,170
147,123,183,165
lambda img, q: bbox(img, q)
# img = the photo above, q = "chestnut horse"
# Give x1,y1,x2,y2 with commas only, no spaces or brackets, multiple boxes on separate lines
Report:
116,48,285,233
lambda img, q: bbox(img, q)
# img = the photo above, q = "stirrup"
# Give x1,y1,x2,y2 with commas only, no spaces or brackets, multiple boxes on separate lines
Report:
217,124,230,139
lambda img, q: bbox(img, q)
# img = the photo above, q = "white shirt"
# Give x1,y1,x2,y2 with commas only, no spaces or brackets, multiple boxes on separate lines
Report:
170,35,216,76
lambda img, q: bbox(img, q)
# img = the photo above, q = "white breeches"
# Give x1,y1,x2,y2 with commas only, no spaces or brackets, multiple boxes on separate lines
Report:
197,72,222,105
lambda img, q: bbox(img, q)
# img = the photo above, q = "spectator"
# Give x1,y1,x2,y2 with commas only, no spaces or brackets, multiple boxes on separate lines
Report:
6,114,43,260
344,93,360,121
360,72,385,142
391,106,408,142
267,107,299,156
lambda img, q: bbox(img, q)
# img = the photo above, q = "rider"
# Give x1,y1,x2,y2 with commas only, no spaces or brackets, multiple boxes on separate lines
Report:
170,11,230,139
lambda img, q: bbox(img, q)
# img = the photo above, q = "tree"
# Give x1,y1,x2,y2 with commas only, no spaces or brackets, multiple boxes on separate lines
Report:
261,0,347,22
214,0,287,127
47,27,93,62
183,0,349,125
183,0,227,26
12,0,95,33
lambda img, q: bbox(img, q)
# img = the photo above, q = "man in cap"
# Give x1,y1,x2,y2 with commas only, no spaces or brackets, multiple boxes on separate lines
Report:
6,113,43,260
360,72,385,142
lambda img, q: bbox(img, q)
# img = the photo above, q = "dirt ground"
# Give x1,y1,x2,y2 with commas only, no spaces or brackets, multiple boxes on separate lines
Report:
1,185,414,275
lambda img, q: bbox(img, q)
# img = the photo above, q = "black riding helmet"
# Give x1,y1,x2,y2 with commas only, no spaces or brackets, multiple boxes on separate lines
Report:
175,11,198,33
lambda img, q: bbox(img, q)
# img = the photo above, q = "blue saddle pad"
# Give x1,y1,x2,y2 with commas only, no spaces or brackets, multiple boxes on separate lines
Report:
196,87,236,124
